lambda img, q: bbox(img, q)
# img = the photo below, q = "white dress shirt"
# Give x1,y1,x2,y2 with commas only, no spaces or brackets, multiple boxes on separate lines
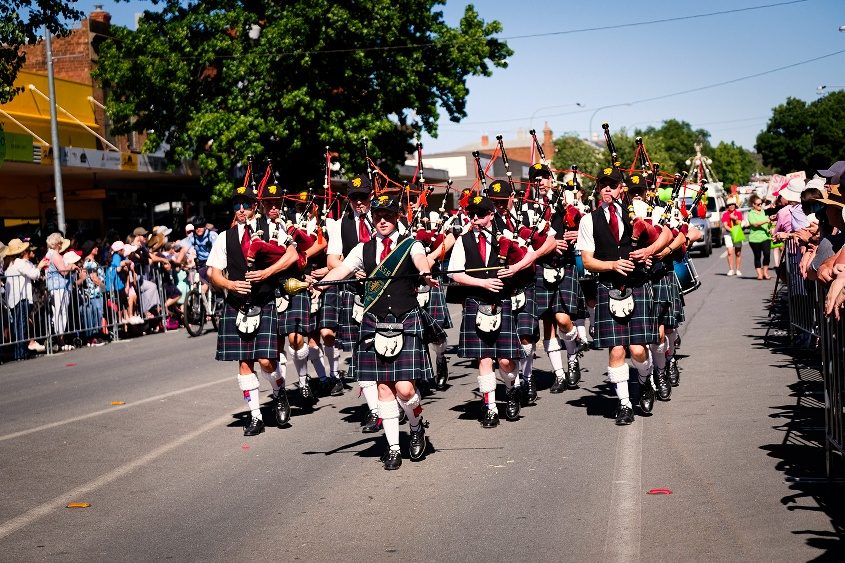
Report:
206,219,258,270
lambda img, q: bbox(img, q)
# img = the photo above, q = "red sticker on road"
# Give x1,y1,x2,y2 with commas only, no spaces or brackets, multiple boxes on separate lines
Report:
647,488,673,495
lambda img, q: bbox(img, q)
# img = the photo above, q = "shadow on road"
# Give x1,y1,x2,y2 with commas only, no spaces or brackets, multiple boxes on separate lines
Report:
753,289,845,560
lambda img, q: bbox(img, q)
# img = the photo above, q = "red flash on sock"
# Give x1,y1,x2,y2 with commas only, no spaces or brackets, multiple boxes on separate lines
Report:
243,390,250,401
413,406,423,417
275,378,283,388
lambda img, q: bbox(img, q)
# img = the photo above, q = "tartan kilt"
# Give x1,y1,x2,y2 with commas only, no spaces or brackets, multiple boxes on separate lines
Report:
278,291,315,335
316,285,340,330
216,302,278,361
514,284,539,341
592,282,658,349
533,264,585,319
338,288,363,352
423,285,453,329
354,309,434,382
458,297,523,360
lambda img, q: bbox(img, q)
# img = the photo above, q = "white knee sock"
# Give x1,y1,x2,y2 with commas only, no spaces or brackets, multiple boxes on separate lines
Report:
260,365,280,393
324,344,338,379
575,318,588,343
397,392,423,430
499,368,517,390
544,338,566,377
360,380,379,413
607,365,631,408
518,342,534,382
308,346,328,381
379,399,401,451
237,373,262,419
432,340,448,361
478,372,497,412
631,353,653,384
276,353,287,387
292,345,309,385
561,326,578,356
650,338,667,370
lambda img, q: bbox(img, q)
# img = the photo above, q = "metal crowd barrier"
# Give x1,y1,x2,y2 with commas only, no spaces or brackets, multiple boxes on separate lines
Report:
1,262,172,362
780,238,845,477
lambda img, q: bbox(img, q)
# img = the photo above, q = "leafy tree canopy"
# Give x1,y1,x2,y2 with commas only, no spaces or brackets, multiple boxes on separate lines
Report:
711,141,756,186
0,0,83,103
94,0,512,201
756,92,845,175
635,119,712,174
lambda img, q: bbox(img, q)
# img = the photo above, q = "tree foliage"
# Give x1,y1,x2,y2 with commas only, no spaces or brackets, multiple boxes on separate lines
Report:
0,0,83,103
94,0,511,201
635,119,712,174
711,141,756,186
756,92,845,175
551,135,601,178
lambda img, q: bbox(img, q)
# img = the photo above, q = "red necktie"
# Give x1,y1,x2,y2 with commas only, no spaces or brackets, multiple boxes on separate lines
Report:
358,216,371,243
380,237,392,262
241,224,251,258
478,233,487,264
608,206,620,243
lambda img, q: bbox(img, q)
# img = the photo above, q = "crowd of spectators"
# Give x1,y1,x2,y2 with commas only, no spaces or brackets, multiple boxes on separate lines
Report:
771,161,845,320
0,218,219,362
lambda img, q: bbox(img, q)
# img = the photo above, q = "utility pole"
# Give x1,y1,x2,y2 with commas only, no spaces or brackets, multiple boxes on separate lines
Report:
45,26,66,234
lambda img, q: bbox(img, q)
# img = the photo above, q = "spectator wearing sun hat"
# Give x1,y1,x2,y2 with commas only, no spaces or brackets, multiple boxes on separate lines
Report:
2,239,46,359
721,196,745,276
42,232,76,349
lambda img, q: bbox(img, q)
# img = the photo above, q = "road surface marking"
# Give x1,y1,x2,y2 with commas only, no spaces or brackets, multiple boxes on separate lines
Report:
603,417,643,562
0,412,232,541
0,377,231,443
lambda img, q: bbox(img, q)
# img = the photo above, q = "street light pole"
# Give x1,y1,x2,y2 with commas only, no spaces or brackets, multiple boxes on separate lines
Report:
44,26,66,234
588,103,632,142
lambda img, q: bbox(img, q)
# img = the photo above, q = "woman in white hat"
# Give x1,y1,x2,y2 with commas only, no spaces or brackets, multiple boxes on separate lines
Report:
721,197,744,276
2,239,46,358
42,232,77,350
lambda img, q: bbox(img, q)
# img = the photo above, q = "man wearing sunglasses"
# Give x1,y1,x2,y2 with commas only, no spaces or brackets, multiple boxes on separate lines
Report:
207,184,301,436
326,175,383,432
315,194,441,470
576,166,660,426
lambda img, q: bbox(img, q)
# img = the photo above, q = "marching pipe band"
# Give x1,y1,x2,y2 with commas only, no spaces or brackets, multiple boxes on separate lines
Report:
206,123,706,469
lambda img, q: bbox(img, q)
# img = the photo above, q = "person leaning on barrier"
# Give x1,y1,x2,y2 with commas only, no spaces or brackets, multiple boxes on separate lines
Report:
2,239,46,358
42,233,75,351
79,241,107,345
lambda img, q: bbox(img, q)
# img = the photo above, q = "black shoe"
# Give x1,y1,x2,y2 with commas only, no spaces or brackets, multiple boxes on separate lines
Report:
639,378,655,414
566,355,581,387
480,408,500,428
244,416,265,436
362,410,382,433
435,356,449,390
274,389,291,427
300,379,316,403
668,357,680,387
329,378,344,396
383,449,402,470
549,372,567,394
615,405,634,425
524,377,537,404
505,387,521,421
409,422,428,461
655,367,672,401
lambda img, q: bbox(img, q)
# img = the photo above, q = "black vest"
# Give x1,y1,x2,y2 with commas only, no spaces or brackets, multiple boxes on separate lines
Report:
362,236,419,319
591,205,632,285
460,230,501,303
540,210,571,267
224,221,275,308
340,213,370,257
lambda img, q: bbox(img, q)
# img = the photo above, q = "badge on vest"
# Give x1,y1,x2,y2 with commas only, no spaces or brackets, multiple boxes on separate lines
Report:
476,303,502,333
608,288,635,321
374,321,405,359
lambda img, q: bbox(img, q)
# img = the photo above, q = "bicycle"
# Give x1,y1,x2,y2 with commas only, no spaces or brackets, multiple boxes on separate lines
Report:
183,267,224,337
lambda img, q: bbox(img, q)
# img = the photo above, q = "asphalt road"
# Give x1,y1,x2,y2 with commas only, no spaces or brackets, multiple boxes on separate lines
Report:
0,250,841,561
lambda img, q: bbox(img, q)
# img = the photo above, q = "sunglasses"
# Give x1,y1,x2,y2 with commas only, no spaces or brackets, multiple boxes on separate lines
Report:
469,210,492,219
349,193,370,202
233,202,254,211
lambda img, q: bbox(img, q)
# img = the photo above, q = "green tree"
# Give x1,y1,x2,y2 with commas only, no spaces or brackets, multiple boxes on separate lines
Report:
94,0,511,201
551,135,601,178
711,141,756,186
636,119,711,174
0,0,83,103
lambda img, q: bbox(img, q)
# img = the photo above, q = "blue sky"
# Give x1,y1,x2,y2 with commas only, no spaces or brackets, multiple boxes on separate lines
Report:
74,0,844,155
